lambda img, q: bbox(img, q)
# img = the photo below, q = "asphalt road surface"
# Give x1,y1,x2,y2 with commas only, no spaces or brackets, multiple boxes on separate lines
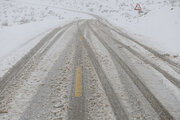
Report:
0,20,180,120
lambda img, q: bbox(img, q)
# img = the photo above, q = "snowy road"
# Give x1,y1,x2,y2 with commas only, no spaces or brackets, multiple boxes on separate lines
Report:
0,20,180,120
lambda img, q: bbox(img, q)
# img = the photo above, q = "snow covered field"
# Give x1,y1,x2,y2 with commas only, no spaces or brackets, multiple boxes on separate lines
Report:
0,0,180,77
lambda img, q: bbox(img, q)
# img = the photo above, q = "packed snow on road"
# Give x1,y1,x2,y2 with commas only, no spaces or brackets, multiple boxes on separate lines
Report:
0,0,180,120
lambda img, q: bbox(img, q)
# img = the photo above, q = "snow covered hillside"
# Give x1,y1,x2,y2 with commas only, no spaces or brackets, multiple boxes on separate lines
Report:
0,0,180,77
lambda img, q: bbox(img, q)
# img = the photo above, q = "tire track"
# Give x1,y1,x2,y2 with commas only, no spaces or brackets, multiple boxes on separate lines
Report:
68,29,85,120
0,22,73,96
19,40,75,120
97,25,180,88
97,20,180,70
81,31,128,120
88,23,175,120
82,46,116,120
0,24,76,119
84,24,160,120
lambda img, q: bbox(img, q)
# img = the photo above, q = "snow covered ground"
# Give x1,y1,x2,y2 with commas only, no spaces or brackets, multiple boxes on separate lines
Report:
0,0,180,77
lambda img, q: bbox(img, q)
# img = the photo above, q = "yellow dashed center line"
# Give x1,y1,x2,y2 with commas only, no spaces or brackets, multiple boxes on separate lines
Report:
75,66,82,97
80,35,83,40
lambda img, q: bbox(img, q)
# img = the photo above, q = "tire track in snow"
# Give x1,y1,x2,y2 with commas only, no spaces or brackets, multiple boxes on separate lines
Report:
81,31,128,120
98,24,180,88
98,20,180,71
0,22,73,95
88,23,175,120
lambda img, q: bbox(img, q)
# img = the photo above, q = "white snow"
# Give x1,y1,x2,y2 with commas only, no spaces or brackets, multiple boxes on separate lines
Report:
0,19,70,77
3,0,178,55
0,17,58,58
110,5,180,55
0,0,92,78
0,25,75,120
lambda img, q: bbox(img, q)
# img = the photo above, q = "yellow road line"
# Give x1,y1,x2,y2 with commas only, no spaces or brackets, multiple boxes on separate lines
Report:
80,35,83,40
75,66,82,97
